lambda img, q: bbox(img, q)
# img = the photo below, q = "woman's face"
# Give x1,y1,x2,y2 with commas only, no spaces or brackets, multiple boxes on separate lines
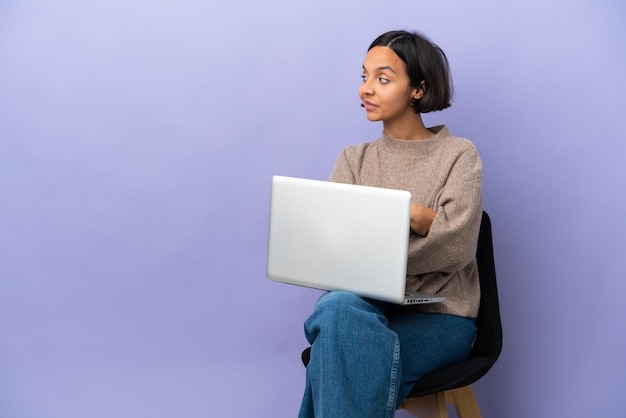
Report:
359,46,421,123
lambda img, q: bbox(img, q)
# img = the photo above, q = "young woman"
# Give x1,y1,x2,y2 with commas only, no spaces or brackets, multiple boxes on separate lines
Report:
298,30,483,418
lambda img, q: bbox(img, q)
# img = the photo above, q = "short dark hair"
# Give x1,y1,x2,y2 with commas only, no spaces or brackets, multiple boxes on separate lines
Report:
368,30,453,113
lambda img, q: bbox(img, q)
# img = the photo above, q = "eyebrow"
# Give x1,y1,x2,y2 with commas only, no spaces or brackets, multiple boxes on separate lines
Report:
362,65,397,73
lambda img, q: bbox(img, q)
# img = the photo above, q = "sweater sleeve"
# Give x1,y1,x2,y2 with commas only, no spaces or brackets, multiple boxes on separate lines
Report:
328,147,358,184
406,144,483,275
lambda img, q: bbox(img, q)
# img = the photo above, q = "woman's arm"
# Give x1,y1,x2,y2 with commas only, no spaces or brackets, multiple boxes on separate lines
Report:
405,143,483,275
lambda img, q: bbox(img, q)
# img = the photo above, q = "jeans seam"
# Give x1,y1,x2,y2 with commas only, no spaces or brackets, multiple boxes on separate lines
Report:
385,337,401,418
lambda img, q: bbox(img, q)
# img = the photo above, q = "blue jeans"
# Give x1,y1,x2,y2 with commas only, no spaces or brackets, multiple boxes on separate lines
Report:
298,291,477,418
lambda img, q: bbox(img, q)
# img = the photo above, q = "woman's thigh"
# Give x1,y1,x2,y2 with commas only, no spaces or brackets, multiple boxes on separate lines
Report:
388,311,476,387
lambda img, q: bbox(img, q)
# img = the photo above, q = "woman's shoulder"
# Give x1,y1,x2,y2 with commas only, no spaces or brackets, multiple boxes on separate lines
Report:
434,126,481,157
435,125,475,146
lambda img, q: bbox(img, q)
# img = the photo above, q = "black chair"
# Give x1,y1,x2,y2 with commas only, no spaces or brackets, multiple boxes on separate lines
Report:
302,211,502,418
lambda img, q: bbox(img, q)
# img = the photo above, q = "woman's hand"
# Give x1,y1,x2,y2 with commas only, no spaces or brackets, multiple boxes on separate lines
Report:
410,202,436,237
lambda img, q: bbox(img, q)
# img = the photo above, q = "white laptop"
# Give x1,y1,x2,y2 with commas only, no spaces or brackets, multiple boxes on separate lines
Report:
266,176,445,305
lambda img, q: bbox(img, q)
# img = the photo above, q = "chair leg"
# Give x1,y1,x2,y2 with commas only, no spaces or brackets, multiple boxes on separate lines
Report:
400,385,481,418
399,391,448,418
446,385,481,418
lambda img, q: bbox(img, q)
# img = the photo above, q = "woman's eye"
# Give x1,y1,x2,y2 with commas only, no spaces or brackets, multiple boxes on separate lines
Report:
361,75,367,82
379,77,389,84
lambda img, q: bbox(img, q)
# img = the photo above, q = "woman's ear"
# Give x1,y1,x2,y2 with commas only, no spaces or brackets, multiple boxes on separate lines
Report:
413,81,426,100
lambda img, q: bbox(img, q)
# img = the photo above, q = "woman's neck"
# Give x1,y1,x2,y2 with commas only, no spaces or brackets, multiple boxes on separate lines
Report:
382,114,434,141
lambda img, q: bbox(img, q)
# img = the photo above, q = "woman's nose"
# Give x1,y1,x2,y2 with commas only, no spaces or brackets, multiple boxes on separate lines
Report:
360,79,373,96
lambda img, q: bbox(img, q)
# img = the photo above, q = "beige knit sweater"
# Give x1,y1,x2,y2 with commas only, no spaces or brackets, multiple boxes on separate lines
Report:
329,125,483,318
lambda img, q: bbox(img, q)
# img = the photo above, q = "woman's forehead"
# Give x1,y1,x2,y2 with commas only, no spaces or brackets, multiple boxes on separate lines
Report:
362,46,403,72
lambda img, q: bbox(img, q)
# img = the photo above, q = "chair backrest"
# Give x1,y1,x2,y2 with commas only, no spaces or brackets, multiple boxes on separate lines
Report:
471,211,503,362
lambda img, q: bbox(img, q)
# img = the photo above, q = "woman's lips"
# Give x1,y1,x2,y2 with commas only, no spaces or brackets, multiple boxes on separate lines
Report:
363,101,378,111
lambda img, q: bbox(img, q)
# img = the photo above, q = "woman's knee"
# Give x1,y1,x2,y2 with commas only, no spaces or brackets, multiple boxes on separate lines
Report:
304,291,387,342
316,290,362,309
314,291,389,319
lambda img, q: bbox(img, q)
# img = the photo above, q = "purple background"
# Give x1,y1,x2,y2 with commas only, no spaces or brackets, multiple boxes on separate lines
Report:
1,1,625,417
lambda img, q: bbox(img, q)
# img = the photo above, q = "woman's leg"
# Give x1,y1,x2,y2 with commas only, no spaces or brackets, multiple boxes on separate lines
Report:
389,311,477,408
298,291,401,418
